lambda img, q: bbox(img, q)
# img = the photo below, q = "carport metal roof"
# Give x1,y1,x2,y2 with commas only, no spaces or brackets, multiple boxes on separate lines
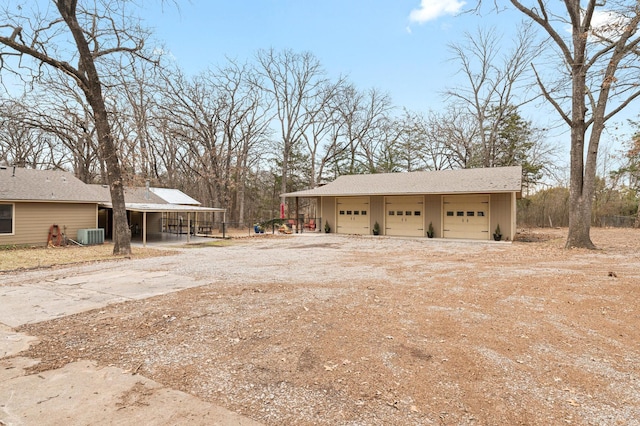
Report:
99,202,224,213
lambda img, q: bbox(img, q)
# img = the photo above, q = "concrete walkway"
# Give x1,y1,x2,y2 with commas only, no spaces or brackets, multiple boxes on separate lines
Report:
0,256,261,426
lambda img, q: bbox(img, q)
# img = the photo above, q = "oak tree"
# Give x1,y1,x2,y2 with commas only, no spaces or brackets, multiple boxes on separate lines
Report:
0,0,156,255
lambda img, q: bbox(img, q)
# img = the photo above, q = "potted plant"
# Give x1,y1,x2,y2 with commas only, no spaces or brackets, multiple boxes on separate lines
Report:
324,221,331,233
427,221,434,238
372,221,380,235
493,224,502,241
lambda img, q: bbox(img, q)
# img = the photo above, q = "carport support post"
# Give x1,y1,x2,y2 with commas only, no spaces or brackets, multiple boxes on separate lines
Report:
143,211,147,248
187,212,191,243
510,191,517,241
296,197,299,234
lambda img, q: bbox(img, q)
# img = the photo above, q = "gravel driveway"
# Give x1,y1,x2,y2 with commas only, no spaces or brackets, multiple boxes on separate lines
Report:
2,229,640,425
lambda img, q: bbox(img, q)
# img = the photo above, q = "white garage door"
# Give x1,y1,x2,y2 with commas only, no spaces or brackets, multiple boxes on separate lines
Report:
442,195,490,240
385,196,424,237
336,197,370,235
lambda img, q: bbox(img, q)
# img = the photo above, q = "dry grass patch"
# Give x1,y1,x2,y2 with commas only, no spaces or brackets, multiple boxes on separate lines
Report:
0,244,174,272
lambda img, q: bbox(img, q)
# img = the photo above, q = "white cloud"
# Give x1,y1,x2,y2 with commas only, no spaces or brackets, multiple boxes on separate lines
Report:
409,0,466,24
590,10,629,38
565,9,631,39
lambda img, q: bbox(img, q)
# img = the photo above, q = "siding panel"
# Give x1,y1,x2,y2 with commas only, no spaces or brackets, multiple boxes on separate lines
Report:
0,202,97,246
424,195,441,238
320,197,335,233
370,196,384,235
490,193,511,240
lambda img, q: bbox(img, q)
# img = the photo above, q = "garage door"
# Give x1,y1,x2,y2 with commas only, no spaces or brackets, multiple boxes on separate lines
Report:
336,197,370,235
442,195,490,240
385,196,424,237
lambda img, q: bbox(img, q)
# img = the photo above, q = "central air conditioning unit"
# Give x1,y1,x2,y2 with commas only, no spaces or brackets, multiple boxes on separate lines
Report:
77,228,105,245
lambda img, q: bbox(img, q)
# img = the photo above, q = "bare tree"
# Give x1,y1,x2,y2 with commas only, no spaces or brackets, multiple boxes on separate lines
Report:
299,79,346,187
0,0,158,255
331,85,393,174
156,68,224,207
253,48,328,196
21,75,102,182
611,124,640,226
109,59,162,185
445,24,543,168
391,109,432,172
500,1,640,248
0,98,59,168
155,62,270,225
428,105,480,169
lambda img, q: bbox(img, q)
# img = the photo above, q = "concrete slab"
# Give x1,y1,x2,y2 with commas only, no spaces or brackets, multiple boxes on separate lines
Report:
0,264,261,425
77,270,206,300
0,357,260,426
0,270,209,328
0,285,124,327
0,325,37,359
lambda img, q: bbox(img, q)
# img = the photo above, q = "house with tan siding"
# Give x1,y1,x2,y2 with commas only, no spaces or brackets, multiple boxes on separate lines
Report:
1,167,225,247
281,166,522,241
0,167,100,247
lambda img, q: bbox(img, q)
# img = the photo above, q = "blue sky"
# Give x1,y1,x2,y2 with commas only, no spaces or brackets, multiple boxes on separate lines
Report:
146,0,520,113
143,0,640,169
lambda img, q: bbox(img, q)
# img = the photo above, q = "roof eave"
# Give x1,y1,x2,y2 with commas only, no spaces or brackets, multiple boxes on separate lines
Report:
282,189,522,198
99,202,225,213
0,198,101,203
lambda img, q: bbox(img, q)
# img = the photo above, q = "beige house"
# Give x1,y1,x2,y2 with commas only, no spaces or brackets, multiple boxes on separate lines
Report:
1,167,225,247
0,167,100,247
281,166,522,241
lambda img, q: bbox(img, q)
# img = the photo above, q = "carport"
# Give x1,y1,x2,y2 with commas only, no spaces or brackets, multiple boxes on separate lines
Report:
99,202,226,247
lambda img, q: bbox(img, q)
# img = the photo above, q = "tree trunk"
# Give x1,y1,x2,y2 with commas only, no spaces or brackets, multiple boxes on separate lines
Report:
57,0,131,255
565,192,595,248
564,4,595,250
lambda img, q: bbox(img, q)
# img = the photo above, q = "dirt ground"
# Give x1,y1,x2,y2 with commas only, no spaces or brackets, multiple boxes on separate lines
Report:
10,228,640,425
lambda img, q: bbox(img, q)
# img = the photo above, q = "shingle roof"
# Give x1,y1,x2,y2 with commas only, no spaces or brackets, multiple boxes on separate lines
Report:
281,166,522,197
88,184,168,204
0,167,101,202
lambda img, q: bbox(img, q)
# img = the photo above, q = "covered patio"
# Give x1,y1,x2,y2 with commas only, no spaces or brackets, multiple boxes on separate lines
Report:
99,202,226,247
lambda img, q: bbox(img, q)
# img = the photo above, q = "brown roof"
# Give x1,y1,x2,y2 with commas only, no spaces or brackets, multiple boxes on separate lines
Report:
281,166,522,197
0,167,101,203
